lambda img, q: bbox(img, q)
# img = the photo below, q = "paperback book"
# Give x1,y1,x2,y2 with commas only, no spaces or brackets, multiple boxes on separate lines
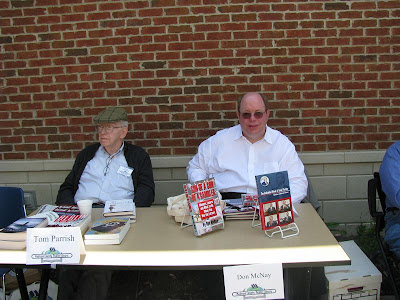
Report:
0,217,48,250
36,204,80,215
255,171,295,231
53,205,80,215
183,178,224,236
84,217,131,245
47,214,91,233
103,199,136,223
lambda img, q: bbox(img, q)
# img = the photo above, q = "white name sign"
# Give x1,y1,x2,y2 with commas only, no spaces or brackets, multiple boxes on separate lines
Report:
223,263,284,300
26,227,85,265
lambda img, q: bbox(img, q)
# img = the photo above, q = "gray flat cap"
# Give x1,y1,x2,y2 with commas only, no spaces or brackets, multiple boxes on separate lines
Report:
94,107,128,124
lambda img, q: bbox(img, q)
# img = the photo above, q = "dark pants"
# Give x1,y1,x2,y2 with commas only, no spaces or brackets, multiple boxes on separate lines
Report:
57,269,112,300
384,210,400,259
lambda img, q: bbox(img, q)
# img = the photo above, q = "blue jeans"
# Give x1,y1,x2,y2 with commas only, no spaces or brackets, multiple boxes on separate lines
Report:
384,210,400,259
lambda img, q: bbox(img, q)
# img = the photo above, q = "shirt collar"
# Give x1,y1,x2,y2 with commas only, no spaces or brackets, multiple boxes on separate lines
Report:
100,141,125,158
234,125,272,144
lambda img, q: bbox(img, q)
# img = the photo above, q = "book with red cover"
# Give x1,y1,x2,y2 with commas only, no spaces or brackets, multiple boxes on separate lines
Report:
47,214,91,233
183,178,224,236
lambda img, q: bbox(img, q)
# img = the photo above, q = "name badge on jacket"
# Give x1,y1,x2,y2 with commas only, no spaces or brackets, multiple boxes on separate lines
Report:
118,166,134,177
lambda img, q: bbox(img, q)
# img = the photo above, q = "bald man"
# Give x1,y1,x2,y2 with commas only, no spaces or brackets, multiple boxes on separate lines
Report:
187,92,307,203
187,93,319,299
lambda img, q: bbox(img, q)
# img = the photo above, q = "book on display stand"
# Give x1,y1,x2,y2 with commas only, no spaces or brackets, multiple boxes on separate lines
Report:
183,178,224,237
254,171,299,239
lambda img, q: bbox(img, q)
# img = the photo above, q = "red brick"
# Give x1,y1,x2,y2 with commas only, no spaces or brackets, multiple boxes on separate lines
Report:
303,110,326,118
341,134,364,142
2,136,23,143
24,135,46,143
149,148,172,155
37,15,60,24
146,131,171,139
20,85,41,93
328,143,351,151
262,84,288,92
74,40,99,48
172,130,196,138
301,143,323,151
339,10,363,19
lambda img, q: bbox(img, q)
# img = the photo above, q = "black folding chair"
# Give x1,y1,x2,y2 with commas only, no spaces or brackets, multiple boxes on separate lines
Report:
368,172,399,299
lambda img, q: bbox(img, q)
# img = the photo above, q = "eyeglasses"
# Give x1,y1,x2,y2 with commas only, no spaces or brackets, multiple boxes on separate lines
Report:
240,111,266,119
96,125,123,133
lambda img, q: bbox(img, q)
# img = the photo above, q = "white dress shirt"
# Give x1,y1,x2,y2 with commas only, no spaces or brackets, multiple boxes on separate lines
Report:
187,125,308,204
74,144,134,203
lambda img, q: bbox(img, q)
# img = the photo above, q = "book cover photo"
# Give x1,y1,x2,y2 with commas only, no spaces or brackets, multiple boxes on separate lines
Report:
255,171,295,231
103,199,136,223
1,218,46,234
84,217,131,244
0,217,48,249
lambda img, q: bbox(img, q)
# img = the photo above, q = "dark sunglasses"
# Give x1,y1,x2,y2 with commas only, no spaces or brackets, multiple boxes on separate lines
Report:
240,111,266,119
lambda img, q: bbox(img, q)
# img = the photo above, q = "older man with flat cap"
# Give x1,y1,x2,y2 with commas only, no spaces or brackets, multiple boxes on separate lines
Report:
56,107,155,300
57,107,155,207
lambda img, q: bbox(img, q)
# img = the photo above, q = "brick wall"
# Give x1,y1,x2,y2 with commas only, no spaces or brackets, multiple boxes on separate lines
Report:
1,0,399,160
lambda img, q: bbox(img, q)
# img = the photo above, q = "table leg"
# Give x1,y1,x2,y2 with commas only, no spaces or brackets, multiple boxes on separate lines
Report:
38,269,50,300
15,268,29,300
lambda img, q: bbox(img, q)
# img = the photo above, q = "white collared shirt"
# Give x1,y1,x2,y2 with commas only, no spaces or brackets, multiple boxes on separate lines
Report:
74,143,134,203
187,125,307,203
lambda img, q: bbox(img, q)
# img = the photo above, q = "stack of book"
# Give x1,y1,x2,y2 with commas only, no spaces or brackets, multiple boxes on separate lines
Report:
0,217,48,250
0,204,91,250
103,199,136,223
35,204,91,233
223,198,258,220
84,217,131,245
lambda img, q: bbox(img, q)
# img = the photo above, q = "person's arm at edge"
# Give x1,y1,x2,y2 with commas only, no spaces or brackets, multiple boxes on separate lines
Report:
56,145,98,205
56,152,85,205
380,142,400,207
187,138,211,183
56,169,76,205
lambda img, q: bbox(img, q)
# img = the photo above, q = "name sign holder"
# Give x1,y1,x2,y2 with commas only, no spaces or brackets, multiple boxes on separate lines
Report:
223,263,284,300
252,199,299,239
26,227,85,265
